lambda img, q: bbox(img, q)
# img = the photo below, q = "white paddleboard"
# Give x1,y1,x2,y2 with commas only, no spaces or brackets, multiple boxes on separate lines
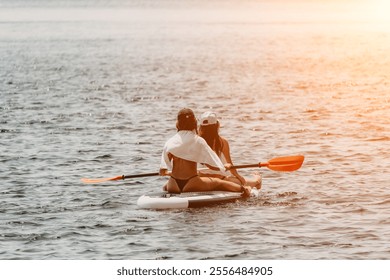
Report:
137,191,245,209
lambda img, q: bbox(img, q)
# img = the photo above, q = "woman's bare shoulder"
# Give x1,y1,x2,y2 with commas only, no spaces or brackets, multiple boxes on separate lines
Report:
220,136,229,145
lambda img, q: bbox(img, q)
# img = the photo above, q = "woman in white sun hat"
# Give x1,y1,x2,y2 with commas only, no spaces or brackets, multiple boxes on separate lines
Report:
198,111,262,189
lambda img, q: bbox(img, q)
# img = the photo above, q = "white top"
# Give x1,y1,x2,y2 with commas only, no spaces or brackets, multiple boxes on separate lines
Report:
160,130,225,171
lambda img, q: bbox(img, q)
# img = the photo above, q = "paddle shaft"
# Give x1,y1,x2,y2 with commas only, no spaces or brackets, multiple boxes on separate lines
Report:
124,163,270,178
123,172,159,179
231,163,266,169
125,165,262,179
112,163,269,180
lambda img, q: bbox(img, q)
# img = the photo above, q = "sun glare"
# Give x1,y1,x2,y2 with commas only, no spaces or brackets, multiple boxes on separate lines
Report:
367,0,390,22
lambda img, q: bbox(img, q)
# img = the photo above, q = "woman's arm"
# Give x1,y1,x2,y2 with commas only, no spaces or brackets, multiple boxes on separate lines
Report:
221,137,246,186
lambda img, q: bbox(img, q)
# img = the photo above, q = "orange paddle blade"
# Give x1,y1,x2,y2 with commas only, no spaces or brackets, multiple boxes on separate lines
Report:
267,162,303,172
268,155,304,165
262,155,304,172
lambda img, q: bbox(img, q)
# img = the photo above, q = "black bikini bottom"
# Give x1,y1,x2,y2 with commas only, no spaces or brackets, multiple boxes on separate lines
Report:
171,175,198,192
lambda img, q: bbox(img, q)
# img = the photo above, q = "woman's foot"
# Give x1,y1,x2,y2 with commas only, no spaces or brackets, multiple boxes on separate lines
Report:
252,173,262,189
241,186,252,198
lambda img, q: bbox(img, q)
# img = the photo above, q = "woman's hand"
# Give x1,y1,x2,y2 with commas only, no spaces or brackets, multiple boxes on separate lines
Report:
224,163,233,171
159,168,169,176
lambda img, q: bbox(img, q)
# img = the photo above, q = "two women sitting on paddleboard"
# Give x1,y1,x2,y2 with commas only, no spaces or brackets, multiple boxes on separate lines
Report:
159,108,260,197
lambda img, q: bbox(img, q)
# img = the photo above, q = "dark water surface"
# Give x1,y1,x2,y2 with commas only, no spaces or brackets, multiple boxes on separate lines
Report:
1,0,390,259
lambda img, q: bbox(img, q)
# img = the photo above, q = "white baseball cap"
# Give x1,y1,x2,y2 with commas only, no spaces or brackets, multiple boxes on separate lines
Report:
200,111,218,126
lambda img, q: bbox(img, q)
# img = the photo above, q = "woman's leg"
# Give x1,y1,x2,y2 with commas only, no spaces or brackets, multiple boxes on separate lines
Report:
224,173,262,189
183,176,237,192
184,176,251,197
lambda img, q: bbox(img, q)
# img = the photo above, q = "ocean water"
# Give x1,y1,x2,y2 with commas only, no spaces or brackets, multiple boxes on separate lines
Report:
1,0,390,259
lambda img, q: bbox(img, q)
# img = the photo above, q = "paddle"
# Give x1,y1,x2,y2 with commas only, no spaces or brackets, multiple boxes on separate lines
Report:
81,155,304,184
232,155,304,172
